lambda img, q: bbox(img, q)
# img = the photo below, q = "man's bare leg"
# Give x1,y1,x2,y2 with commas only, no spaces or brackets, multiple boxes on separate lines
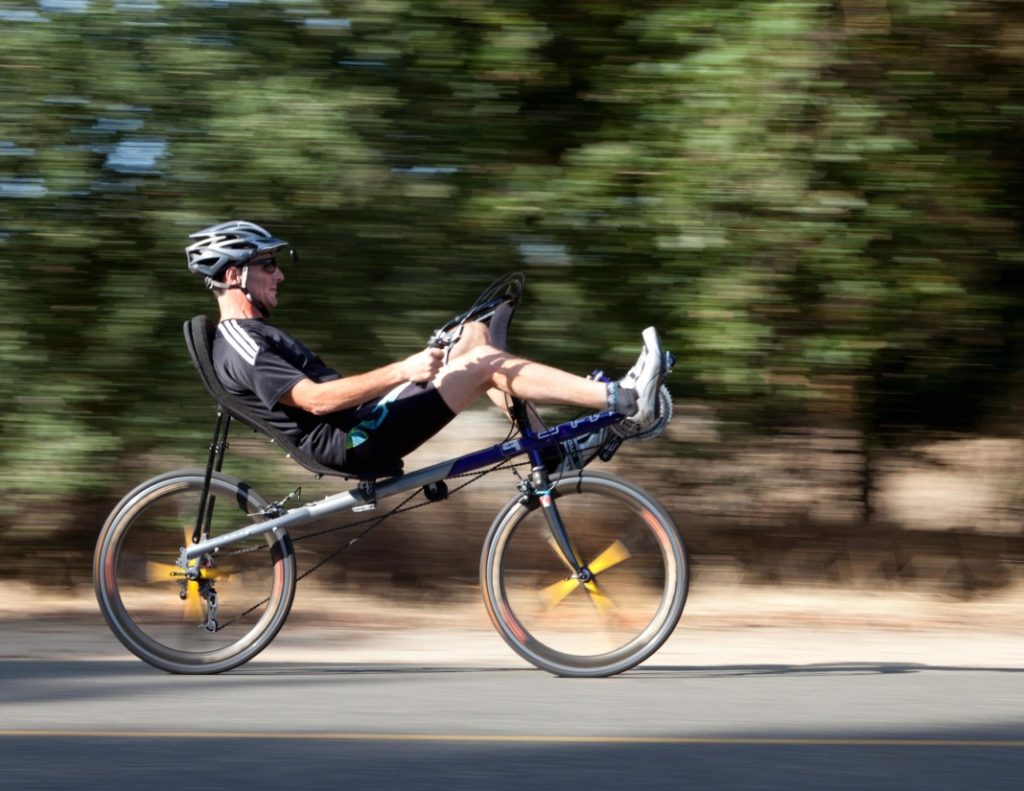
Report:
435,323,606,417
443,321,512,415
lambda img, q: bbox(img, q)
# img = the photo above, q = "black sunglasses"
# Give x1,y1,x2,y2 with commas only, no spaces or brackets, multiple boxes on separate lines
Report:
250,257,279,274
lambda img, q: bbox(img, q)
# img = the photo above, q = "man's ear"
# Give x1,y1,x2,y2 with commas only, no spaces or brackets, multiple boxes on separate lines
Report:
223,265,242,287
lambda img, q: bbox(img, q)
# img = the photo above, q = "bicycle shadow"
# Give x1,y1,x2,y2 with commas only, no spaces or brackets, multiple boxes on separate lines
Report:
231,661,1024,677
232,663,524,676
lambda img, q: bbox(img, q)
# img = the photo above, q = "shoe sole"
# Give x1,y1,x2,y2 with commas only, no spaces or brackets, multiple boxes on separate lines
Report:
622,329,664,429
642,328,665,419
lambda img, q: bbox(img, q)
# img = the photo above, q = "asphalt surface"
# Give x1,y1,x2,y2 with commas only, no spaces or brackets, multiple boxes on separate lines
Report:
2,606,1022,790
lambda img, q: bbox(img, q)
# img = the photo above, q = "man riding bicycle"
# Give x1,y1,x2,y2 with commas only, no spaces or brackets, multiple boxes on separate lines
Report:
185,220,668,476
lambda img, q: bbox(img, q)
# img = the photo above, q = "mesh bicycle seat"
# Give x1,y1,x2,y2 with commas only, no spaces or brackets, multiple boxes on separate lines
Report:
183,315,403,481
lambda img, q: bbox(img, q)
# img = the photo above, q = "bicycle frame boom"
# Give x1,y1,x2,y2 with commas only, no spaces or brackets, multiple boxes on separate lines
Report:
181,408,623,563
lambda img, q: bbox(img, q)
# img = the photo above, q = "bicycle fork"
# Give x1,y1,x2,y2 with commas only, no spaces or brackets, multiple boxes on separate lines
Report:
525,465,591,581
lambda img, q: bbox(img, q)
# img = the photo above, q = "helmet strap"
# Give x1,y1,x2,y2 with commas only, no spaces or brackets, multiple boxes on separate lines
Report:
208,265,271,318
239,265,271,318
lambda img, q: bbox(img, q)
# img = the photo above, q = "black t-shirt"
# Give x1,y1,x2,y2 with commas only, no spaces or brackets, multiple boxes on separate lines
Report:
212,318,355,467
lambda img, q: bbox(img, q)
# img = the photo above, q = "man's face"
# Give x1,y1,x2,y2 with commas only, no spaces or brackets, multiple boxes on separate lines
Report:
241,252,285,310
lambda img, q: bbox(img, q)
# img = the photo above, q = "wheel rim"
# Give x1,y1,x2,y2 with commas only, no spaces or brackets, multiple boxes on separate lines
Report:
98,475,292,666
487,475,685,673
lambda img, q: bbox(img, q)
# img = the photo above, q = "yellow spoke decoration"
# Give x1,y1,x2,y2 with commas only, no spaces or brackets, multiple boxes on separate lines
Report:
540,576,617,612
587,540,631,575
540,540,631,611
541,577,581,608
146,561,182,583
582,580,616,613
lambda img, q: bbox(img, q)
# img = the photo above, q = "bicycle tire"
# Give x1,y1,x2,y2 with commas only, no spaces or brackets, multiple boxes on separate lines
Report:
480,470,688,677
94,469,296,674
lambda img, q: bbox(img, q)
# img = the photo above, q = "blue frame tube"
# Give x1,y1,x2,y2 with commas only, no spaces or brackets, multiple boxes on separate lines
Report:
447,409,621,476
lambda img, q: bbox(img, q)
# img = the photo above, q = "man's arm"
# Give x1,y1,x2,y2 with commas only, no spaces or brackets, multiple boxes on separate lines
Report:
280,347,444,415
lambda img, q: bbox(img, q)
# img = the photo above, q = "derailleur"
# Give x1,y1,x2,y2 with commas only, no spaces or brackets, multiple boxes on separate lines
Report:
172,556,220,633
194,580,219,633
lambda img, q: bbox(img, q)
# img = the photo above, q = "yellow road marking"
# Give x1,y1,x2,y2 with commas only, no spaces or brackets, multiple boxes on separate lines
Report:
0,731,1021,747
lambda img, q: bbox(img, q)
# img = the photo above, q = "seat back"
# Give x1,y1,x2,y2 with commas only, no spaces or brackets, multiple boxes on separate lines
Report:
183,316,400,480
488,298,514,353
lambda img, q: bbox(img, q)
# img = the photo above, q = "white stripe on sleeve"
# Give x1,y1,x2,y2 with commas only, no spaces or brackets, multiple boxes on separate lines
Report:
224,320,259,356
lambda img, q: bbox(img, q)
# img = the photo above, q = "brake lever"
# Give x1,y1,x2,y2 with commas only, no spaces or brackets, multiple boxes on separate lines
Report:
416,330,455,388
426,330,451,349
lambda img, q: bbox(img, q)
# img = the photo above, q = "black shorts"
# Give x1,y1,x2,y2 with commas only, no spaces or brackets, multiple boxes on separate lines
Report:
341,381,456,474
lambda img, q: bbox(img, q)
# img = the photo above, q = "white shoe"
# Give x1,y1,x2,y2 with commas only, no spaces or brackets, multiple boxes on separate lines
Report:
615,327,665,437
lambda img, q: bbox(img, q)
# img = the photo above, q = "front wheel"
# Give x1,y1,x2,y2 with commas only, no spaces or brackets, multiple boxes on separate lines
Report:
481,471,688,677
94,469,297,674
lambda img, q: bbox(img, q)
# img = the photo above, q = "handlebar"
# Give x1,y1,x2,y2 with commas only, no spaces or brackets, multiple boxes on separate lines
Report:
427,272,525,350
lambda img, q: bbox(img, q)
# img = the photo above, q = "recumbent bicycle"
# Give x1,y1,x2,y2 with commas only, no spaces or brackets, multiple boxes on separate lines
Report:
93,274,689,677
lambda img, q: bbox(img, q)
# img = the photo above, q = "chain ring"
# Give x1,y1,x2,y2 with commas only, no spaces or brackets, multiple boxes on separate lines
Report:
612,385,673,443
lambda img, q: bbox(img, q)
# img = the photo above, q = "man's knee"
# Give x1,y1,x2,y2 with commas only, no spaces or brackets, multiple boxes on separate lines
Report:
459,321,490,348
447,321,492,362
440,342,506,384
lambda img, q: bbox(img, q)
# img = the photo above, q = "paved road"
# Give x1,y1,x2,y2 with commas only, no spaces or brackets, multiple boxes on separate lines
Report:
2,617,1023,789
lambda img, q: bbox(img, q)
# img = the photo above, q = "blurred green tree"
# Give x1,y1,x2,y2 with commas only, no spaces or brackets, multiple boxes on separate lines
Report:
1,0,1023,576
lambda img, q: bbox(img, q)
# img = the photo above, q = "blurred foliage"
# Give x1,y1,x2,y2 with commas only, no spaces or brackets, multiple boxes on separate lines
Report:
2,0,1024,569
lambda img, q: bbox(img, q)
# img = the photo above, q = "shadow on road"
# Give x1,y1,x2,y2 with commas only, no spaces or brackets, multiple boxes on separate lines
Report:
3,658,1023,688
632,662,1024,678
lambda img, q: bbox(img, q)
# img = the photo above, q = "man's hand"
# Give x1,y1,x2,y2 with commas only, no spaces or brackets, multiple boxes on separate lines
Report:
400,347,445,383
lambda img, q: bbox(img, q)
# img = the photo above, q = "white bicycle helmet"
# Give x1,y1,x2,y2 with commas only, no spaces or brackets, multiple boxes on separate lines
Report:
186,220,293,316
186,220,291,286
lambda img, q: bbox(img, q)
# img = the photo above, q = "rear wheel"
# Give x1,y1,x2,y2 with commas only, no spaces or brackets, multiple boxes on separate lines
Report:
94,469,296,673
481,471,688,677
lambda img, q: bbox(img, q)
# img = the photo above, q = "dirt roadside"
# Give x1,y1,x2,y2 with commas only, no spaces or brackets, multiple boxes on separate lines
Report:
3,580,1021,668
